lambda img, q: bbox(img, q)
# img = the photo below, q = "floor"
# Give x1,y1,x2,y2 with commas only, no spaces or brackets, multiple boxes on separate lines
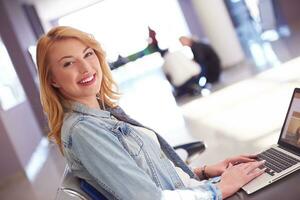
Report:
1,26,300,199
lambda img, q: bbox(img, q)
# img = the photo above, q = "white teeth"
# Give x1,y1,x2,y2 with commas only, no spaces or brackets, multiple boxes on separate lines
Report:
80,75,94,83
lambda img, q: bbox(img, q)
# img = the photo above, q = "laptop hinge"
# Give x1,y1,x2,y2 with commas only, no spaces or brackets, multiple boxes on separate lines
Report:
278,145,300,157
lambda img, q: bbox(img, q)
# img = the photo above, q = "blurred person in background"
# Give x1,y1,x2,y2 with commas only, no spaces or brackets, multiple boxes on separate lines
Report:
161,49,202,98
179,36,221,84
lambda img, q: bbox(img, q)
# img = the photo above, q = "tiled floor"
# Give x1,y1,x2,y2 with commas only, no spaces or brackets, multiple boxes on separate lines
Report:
1,27,300,199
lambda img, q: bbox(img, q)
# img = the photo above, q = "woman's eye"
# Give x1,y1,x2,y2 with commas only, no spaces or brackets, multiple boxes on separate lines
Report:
63,61,73,67
84,51,94,58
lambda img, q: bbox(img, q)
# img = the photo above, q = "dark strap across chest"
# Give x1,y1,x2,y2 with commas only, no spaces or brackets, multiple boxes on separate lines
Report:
106,106,197,179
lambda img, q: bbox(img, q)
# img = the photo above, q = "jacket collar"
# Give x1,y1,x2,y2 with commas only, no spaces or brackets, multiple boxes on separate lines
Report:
71,102,111,118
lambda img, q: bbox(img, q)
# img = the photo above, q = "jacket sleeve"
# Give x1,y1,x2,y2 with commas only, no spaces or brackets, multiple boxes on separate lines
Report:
70,121,222,200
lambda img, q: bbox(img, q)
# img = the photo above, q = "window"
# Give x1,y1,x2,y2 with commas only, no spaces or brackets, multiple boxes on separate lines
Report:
58,0,190,62
0,38,26,110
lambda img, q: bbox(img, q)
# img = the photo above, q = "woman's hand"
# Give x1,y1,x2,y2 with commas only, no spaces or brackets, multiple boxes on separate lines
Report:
196,155,257,178
217,161,265,199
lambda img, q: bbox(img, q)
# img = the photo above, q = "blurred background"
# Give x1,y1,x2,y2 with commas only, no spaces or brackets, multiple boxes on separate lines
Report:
1,0,300,199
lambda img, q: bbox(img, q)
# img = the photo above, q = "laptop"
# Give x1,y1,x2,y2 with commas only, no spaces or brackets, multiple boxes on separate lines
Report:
242,88,300,194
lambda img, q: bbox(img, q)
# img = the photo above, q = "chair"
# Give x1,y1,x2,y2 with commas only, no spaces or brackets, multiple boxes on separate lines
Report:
55,167,91,200
173,141,206,164
55,141,205,200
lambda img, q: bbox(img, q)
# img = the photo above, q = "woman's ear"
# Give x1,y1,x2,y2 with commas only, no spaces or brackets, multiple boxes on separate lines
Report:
51,80,60,88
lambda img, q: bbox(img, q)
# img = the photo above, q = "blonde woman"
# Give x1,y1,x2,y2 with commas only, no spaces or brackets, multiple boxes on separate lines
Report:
36,26,265,200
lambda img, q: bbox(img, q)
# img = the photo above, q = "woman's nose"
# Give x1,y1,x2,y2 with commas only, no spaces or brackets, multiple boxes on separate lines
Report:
78,59,90,73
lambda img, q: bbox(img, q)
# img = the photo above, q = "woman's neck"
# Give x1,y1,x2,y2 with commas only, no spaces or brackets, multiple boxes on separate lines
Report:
74,97,100,109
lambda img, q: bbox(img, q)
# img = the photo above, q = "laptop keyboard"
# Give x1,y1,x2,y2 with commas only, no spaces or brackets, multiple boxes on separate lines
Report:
256,148,300,176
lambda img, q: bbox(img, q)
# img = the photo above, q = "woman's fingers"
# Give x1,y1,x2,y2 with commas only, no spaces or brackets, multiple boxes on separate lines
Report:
240,154,258,159
218,161,266,198
229,156,256,165
244,160,265,173
237,156,256,162
248,167,266,179
228,162,233,168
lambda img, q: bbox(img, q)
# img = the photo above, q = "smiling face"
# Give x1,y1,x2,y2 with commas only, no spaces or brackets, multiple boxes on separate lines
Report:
48,38,102,107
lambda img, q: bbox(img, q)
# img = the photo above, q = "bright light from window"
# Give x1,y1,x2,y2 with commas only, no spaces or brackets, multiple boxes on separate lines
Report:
0,38,26,110
58,0,189,61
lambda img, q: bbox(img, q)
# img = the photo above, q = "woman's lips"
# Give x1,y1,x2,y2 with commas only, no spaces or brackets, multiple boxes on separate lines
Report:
78,74,96,86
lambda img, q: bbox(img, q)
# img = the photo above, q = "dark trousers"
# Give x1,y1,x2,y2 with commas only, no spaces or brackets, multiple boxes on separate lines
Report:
174,75,201,97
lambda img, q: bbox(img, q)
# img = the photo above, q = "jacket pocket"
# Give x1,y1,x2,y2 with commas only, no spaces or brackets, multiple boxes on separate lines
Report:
112,122,143,157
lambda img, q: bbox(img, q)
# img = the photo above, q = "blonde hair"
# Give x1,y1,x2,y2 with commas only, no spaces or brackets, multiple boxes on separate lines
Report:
36,26,119,152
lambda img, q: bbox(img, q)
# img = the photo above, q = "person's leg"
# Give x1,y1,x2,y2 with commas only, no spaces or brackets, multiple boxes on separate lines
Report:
199,63,207,77
174,81,193,97
174,75,202,97
205,61,221,83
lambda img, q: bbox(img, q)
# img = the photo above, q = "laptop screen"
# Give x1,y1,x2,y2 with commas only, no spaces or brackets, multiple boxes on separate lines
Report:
279,88,300,152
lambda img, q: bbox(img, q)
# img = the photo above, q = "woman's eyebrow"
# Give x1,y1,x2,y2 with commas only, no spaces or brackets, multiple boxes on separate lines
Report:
83,46,90,53
58,55,72,62
58,47,90,62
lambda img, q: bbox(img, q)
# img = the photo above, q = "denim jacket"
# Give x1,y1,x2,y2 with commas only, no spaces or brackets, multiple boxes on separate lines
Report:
61,102,222,200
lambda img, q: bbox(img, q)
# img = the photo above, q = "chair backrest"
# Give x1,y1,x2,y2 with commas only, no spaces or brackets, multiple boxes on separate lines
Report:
79,178,108,200
56,166,91,200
